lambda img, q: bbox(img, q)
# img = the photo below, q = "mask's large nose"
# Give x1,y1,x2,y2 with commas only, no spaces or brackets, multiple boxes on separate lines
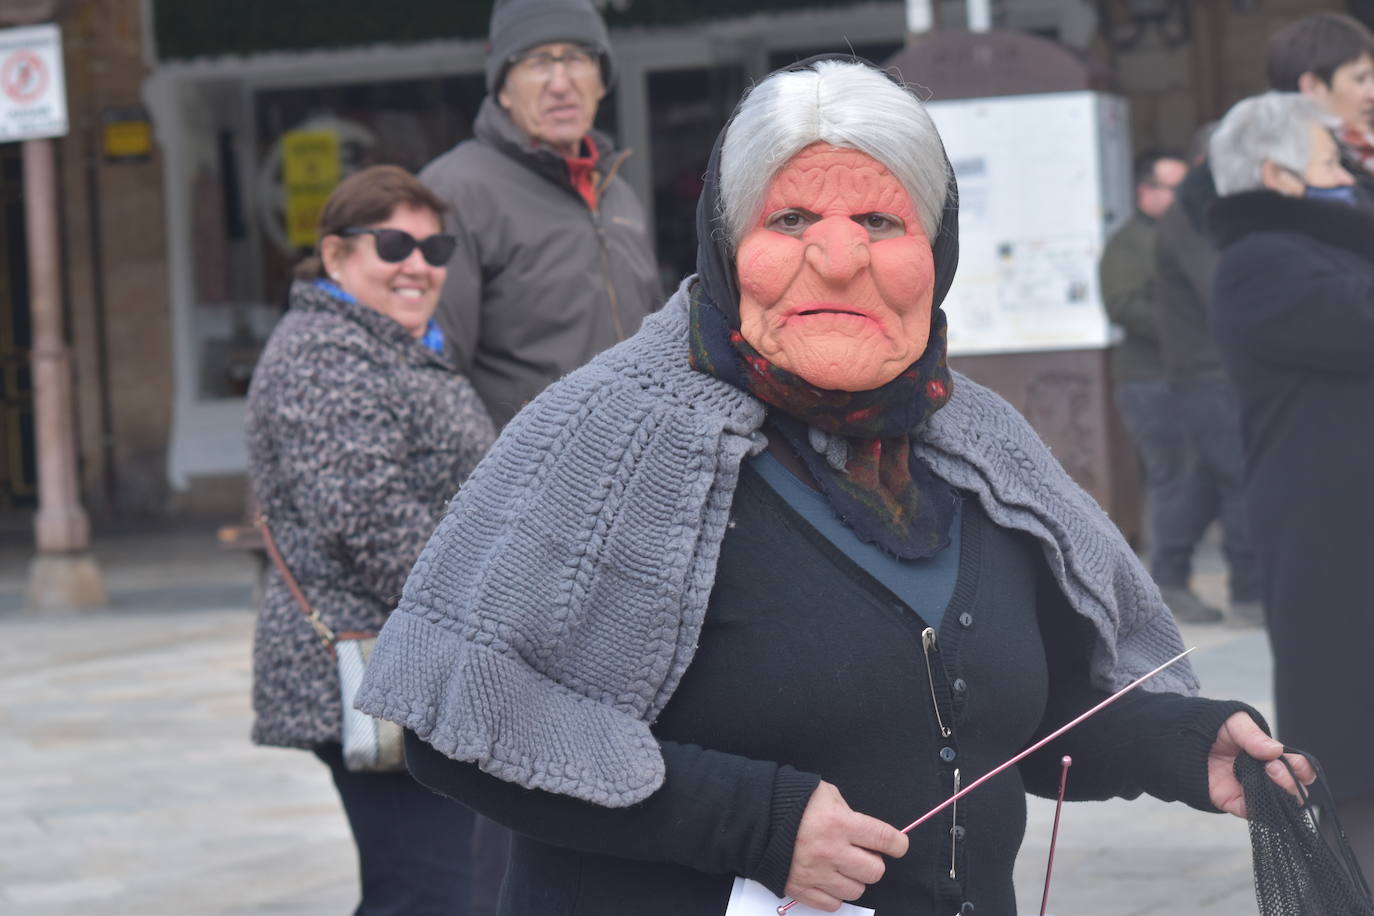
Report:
804,216,871,283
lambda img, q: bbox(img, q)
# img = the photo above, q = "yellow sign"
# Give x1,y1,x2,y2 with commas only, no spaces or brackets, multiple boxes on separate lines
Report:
282,130,340,249
102,119,151,159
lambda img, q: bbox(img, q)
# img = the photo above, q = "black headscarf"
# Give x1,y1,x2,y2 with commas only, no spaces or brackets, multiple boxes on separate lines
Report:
687,54,965,559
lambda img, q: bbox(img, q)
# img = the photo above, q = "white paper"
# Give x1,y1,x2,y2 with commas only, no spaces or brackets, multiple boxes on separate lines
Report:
725,877,875,916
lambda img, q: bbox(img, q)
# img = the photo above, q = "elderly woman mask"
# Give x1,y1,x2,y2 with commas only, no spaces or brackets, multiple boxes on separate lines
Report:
689,110,958,561
737,144,936,391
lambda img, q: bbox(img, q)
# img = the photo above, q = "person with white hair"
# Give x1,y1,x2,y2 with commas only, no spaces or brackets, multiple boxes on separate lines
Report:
1208,90,1374,871
1209,92,1356,200
355,58,1309,915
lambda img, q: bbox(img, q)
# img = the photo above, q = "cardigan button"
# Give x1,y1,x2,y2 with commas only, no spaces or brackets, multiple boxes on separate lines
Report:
959,612,973,627
952,678,967,694
940,746,957,762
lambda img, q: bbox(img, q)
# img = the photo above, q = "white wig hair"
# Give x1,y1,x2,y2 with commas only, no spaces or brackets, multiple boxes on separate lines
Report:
1209,92,1330,196
718,60,951,248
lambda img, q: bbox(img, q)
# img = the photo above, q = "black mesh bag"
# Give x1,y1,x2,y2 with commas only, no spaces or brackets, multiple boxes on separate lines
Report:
1236,749,1374,916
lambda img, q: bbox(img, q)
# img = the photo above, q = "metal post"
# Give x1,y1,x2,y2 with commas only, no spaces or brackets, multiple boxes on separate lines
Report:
24,136,86,550
23,136,105,608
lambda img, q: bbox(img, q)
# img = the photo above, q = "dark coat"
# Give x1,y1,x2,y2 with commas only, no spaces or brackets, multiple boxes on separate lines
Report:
1208,191,1374,802
1154,163,1226,386
246,280,495,748
421,97,663,428
1098,212,1165,381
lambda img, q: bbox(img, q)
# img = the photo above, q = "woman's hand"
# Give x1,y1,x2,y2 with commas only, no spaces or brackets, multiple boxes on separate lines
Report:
784,781,909,912
1207,711,1316,817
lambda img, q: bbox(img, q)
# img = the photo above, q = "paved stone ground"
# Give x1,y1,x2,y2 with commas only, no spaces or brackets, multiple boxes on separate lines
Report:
1,525,355,915
0,522,1274,915
0,607,355,915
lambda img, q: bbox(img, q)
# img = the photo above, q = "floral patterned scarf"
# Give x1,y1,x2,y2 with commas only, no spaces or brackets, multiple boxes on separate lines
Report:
689,285,957,558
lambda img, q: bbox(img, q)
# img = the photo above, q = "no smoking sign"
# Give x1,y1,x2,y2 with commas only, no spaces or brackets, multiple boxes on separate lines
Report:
0,24,68,143
2,50,49,106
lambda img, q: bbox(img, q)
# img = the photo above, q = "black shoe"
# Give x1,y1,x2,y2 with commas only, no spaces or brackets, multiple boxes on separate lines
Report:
1159,586,1224,623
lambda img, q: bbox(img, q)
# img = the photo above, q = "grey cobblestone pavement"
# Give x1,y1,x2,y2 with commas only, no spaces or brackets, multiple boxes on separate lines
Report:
0,522,1272,915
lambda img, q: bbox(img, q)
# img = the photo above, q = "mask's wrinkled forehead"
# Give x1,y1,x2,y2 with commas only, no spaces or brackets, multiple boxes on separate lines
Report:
755,144,923,236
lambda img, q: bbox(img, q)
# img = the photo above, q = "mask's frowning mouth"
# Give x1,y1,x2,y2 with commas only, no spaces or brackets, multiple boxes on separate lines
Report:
798,307,863,317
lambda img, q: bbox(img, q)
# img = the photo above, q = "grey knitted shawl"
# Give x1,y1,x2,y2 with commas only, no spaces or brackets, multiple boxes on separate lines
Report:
356,278,1197,808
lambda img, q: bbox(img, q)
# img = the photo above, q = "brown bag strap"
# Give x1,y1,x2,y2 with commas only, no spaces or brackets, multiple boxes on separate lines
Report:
257,512,336,653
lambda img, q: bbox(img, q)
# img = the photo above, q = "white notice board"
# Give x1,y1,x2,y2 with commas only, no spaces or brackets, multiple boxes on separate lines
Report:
0,23,68,143
926,92,1132,355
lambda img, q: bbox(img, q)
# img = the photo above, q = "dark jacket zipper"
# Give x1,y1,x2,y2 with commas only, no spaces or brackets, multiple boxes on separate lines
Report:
595,219,625,340
589,150,631,340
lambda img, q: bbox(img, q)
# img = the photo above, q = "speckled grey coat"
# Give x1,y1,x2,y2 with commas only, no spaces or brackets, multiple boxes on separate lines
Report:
247,279,495,749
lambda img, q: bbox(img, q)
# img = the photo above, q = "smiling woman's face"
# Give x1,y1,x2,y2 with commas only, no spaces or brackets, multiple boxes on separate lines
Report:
322,203,447,338
735,143,935,391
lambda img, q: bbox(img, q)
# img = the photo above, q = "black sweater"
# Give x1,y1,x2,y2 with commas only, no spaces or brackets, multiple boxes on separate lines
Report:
407,467,1252,915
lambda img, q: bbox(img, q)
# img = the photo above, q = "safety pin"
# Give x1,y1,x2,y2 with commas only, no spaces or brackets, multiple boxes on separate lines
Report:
776,647,1194,914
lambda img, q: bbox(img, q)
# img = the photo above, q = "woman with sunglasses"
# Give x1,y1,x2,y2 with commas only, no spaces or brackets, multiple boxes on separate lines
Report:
246,164,495,915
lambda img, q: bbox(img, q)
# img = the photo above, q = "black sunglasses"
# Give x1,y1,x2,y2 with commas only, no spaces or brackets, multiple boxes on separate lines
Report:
339,227,457,267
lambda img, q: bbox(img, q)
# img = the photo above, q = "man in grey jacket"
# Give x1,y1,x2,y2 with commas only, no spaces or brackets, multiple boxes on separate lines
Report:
420,4,660,907
422,0,661,428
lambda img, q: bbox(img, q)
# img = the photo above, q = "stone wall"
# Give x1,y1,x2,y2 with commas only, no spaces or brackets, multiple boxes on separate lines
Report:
26,0,1365,522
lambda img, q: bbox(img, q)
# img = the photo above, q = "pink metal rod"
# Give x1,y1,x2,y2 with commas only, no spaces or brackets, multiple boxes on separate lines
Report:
897,647,1194,835
775,646,1194,916
1038,756,1072,916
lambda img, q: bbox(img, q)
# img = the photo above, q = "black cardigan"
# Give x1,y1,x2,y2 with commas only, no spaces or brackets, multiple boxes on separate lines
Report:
406,467,1251,915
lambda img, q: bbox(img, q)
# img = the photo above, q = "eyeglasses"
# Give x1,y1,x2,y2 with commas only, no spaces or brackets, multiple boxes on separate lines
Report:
339,227,457,267
507,47,599,84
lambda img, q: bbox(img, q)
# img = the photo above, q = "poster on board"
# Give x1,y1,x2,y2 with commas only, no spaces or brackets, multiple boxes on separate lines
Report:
926,92,1131,356
282,129,341,249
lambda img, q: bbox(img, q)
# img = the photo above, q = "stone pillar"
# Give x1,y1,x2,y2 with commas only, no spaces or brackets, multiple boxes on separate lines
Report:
23,137,106,609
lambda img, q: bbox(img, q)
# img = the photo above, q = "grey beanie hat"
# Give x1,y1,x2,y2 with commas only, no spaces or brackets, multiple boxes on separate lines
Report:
486,0,615,94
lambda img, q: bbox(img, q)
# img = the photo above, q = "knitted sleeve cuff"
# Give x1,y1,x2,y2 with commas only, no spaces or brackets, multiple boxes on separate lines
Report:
751,766,823,897
1166,697,1268,813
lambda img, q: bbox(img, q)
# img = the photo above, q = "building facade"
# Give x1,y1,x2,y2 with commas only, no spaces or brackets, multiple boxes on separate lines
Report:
0,0,1351,519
